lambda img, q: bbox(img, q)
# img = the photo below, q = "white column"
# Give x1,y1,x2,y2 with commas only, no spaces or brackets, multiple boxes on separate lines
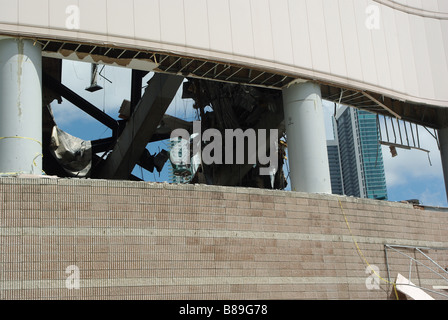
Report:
439,127,448,201
282,81,331,193
0,37,42,176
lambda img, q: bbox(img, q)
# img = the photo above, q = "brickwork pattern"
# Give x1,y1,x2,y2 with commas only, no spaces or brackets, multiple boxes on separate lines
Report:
0,178,447,300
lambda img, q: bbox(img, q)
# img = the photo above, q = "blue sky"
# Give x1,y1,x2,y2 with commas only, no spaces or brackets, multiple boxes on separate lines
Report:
51,60,447,207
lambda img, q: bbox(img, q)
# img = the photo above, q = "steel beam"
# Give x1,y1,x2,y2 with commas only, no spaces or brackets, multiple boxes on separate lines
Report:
130,69,148,114
42,72,119,132
98,73,184,179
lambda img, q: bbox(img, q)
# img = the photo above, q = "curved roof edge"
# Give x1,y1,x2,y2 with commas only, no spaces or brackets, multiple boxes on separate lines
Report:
0,0,447,128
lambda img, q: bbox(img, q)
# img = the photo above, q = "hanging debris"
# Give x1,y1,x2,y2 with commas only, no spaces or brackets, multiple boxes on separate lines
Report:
49,126,92,178
40,58,287,189
378,114,435,166
178,78,287,189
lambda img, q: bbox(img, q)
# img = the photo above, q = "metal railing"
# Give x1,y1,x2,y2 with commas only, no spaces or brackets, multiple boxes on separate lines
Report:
384,244,448,299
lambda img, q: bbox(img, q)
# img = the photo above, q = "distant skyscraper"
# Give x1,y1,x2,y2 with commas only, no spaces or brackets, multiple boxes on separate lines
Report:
327,139,344,196
328,106,388,200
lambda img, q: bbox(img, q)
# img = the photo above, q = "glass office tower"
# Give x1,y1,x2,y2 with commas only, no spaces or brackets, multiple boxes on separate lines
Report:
328,106,388,200
327,139,344,196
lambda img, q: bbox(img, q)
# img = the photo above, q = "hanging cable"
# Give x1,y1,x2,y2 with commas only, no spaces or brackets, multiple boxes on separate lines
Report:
338,199,399,299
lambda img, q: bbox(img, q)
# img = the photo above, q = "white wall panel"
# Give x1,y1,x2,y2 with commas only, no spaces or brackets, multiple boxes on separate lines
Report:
1,0,448,107
439,0,448,13
159,0,185,45
408,0,439,12
48,0,74,30
19,0,48,27
338,0,363,83
393,9,420,99
305,0,331,74
207,0,233,54
229,0,254,58
250,0,274,62
184,0,210,50
79,0,107,35
408,14,435,100
107,0,134,38
0,0,17,25
288,0,313,70
353,0,379,86
406,0,422,10
381,4,405,94
442,20,448,68
134,0,161,42
370,4,393,91
269,0,294,65
425,19,448,100
423,0,440,12
323,0,347,78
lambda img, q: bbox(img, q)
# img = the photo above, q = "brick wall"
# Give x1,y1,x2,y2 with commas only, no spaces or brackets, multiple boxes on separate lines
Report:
0,177,447,300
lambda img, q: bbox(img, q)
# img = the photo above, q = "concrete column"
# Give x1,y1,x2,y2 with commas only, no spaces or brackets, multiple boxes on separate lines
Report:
282,81,331,193
439,127,448,201
0,37,42,175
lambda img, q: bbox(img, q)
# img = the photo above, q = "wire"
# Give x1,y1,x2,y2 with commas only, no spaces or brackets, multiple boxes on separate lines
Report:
0,137,44,176
0,136,42,146
97,126,110,140
71,61,83,80
338,199,399,300
32,153,43,168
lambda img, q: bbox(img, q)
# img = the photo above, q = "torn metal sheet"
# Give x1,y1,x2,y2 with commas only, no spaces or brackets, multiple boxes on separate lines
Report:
49,126,92,178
